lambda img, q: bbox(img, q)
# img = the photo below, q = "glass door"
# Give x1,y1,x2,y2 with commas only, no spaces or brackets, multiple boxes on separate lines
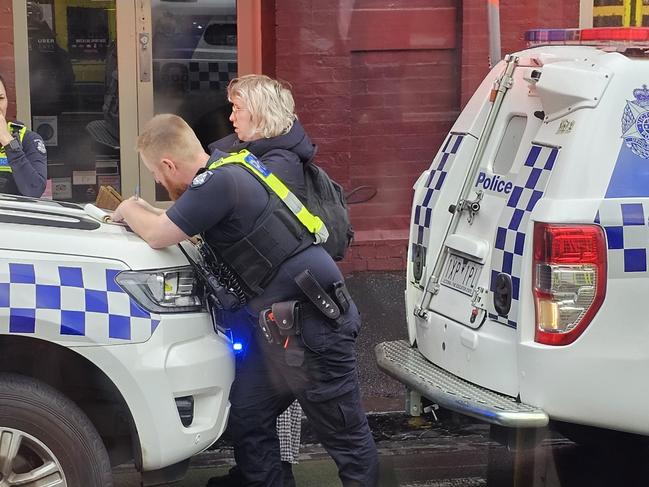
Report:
15,0,128,203
14,0,237,206
138,0,237,204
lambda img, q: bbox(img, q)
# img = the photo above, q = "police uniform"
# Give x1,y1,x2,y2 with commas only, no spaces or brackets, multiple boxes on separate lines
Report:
209,119,313,202
167,153,379,487
0,122,48,197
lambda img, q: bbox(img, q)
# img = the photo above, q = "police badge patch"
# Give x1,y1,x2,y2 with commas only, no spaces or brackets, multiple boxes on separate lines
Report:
622,85,649,159
35,139,47,154
244,153,271,177
191,170,213,188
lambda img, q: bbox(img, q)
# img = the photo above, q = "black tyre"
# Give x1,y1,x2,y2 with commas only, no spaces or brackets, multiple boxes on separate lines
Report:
553,421,647,450
0,373,113,487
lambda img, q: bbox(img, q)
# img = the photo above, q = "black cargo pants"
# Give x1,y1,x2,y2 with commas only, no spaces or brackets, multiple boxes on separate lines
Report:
227,302,379,487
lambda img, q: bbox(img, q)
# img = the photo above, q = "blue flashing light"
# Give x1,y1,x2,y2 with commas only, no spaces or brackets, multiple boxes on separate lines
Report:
225,327,245,354
525,29,581,43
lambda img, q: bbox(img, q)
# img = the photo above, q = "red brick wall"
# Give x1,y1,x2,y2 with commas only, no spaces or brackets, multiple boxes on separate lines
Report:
0,1,581,275
461,0,580,105
275,0,460,274
0,0,15,119
275,0,579,274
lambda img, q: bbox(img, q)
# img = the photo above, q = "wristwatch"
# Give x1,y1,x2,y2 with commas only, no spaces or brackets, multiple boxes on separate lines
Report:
3,138,20,152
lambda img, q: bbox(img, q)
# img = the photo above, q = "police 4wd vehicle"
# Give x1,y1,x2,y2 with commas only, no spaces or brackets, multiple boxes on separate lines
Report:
377,27,649,443
0,194,234,486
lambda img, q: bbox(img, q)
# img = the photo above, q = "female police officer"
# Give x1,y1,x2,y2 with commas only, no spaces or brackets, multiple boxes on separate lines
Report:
208,74,318,487
0,74,47,197
113,114,378,486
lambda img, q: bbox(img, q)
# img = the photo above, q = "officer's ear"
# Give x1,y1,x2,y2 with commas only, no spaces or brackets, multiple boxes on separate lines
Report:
159,158,177,173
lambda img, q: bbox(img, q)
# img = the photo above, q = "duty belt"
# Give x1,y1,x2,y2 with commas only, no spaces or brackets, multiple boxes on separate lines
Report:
257,270,352,345
294,269,351,322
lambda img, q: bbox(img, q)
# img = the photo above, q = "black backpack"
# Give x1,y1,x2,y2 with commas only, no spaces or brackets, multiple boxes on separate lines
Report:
303,151,354,261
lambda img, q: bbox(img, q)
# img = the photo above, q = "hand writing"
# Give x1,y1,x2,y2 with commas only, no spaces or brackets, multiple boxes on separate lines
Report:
111,200,129,223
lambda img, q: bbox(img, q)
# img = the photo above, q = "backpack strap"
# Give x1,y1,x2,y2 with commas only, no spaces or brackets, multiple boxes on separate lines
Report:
208,150,330,244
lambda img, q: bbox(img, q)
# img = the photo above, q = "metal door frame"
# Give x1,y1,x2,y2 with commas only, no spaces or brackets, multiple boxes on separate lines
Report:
13,0,260,205
11,0,142,200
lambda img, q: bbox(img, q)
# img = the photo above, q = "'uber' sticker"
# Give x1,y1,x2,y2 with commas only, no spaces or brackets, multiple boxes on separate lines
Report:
35,139,47,154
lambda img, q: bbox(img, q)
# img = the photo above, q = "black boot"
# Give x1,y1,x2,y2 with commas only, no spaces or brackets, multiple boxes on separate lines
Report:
206,466,243,487
282,461,296,487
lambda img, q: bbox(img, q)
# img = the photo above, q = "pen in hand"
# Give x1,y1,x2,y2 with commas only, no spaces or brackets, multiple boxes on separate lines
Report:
134,184,140,201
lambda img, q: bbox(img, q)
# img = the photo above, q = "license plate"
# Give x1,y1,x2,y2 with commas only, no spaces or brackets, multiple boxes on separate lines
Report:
440,254,483,296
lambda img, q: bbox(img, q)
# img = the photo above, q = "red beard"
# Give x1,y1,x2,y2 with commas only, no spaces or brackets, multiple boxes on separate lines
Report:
165,180,188,201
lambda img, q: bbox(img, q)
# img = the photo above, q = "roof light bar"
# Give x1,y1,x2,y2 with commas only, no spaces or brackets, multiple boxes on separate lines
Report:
581,27,649,42
526,27,649,50
525,29,581,44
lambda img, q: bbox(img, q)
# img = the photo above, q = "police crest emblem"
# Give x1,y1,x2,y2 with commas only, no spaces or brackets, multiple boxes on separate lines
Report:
191,170,212,188
35,139,47,154
622,85,649,159
243,153,271,177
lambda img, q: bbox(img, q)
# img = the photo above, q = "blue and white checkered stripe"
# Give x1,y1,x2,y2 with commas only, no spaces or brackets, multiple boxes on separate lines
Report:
488,144,559,328
0,262,160,343
189,61,237,91
595,201,649,278
412,134,465,260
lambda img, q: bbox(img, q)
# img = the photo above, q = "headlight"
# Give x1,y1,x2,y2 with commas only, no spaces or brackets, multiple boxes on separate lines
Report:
115,266,202,313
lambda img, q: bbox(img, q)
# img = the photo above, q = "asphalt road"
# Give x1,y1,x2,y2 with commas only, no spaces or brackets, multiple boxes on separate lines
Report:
113,272,649,486
113,410,649,487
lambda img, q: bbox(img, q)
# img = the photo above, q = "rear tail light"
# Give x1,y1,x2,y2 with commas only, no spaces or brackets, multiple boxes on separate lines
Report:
532,223,607,345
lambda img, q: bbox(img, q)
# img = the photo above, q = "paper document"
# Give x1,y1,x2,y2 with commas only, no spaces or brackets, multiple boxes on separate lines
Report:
84,204,114,223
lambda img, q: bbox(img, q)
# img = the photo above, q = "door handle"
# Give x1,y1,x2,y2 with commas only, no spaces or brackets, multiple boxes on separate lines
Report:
139,32,151,82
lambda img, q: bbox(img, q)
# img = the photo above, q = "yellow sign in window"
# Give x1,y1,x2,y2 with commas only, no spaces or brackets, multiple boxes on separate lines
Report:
593,0,649,27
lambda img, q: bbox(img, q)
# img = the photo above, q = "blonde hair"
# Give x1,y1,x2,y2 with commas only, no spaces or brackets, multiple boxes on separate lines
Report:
227,74,296,138
136,114,204,166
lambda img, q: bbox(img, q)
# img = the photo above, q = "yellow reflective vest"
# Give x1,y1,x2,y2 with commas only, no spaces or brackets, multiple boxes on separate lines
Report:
0,123,27,174
205,149,328,297
208,150,329,244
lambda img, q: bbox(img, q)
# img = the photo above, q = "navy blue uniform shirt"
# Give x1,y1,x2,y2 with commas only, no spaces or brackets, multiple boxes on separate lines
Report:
0,126,47,197
209,119,315,202
166,160,342,312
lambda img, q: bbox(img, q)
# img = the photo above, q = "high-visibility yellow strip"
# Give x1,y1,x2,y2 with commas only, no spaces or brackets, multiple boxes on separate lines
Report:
0,123,27,175
209,150,328,242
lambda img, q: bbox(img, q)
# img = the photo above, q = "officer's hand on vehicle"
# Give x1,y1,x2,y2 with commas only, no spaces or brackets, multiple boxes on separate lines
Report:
129,196,167,217
113,197,162,223
0,113,13,147
131,196,163,214
111,199,131,223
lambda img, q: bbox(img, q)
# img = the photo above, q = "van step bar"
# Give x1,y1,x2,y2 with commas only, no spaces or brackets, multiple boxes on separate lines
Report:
375,340,549,428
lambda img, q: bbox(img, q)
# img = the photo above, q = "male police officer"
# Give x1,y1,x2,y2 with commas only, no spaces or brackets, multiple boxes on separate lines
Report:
113,114,378,487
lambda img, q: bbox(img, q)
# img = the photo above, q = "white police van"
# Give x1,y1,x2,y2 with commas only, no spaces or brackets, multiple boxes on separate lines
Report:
377,27,649,441
0,194,234,485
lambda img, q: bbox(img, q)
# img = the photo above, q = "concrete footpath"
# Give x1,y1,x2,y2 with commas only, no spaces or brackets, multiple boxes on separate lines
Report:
113,412,495,487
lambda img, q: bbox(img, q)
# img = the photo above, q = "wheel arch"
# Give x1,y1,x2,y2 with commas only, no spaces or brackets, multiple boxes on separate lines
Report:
0,334,143,470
